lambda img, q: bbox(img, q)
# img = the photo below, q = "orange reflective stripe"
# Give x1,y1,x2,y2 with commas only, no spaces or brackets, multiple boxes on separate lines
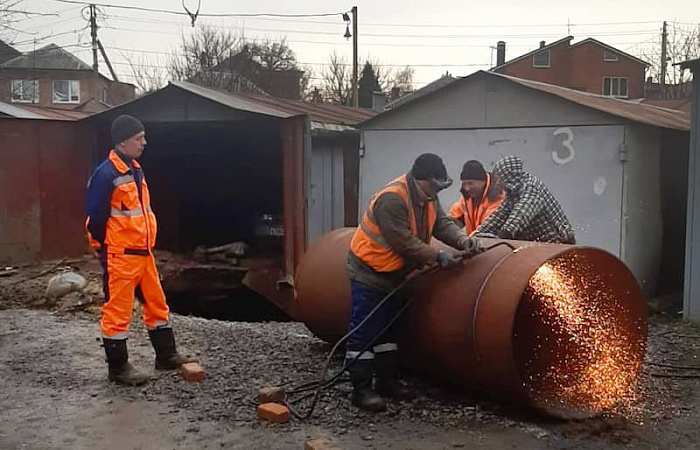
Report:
103,150,157,251
351,175,436,272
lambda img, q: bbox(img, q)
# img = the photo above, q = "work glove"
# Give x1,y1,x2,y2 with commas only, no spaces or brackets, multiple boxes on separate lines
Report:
436,250,464,269
458,236,484,257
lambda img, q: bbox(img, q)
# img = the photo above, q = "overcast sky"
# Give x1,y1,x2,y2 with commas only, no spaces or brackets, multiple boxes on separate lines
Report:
7,0,700,90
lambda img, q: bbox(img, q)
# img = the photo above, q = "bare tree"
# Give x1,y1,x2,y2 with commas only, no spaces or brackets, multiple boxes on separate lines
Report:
167,26,253,92
124,53,166,96
641,23,699,85
390,65,415,95
0,1,29,40
321,52,351,104
246,38,297,71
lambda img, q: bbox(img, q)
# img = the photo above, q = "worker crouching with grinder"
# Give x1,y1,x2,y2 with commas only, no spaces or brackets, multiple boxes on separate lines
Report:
346,153,483,412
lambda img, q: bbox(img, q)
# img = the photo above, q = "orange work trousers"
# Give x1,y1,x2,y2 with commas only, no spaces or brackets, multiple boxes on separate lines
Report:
100,252,170,339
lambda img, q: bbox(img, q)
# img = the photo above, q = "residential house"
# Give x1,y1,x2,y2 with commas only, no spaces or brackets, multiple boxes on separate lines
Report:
492,37,649,99
0,41,134,113
212,45,305,100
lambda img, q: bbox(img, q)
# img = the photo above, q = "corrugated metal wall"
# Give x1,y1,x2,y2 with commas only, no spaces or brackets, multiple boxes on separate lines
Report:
0,119,92,263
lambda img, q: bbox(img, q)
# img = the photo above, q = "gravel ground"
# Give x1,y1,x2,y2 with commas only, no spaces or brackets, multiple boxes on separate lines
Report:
1,259,700,449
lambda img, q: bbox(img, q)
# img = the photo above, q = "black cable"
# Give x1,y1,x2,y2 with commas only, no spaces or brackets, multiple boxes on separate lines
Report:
285,264,440,420
49,0,346,19
282,240,518,420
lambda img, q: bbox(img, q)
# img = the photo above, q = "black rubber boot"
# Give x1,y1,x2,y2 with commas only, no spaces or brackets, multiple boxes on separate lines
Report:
348,359,387,412
103,338,149,386
148,328,196,370
375,350,414,400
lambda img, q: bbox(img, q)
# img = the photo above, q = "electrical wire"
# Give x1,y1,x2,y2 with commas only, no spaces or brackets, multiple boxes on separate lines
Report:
48,0,347,19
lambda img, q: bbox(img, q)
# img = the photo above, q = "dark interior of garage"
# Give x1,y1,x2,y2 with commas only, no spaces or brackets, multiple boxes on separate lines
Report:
140,119,283,254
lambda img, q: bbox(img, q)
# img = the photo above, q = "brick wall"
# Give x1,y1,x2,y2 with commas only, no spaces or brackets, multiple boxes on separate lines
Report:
495,40,647,99
0,68,134,109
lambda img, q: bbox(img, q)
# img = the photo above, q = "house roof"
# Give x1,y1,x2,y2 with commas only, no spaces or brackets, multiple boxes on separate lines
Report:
639,98,692,114
0,39,21,65
492,36,574,71
571,37,650,66
386,75,457,110
1,43,93,71
88,80,376,127
0,101,92,120
679,58,700,71
363,70,690,131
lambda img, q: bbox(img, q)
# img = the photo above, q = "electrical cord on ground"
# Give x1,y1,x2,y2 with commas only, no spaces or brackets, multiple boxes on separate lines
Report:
283,239,518,420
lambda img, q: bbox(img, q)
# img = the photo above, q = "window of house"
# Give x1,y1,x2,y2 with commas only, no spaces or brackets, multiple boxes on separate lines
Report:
532,49,550,68
603,77,628,98
603,49,619,61
53,80,80,103
11,80,39,103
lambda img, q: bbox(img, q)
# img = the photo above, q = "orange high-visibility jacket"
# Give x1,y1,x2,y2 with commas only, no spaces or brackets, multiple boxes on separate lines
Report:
85,150,157,253
350,175,436,272
449,173,505,236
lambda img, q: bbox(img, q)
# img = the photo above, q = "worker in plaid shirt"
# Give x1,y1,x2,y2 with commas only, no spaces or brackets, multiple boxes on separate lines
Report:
474,155,576,244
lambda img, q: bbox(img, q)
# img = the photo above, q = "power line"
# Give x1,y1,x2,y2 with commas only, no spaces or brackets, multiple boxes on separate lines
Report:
49,0,346,19
47,3,668,28
104,44,491,67
0,9,60,17
10,25,90,45
98,22,659,41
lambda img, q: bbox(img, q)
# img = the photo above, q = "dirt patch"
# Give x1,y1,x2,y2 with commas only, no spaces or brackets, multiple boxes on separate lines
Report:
1,258,700,449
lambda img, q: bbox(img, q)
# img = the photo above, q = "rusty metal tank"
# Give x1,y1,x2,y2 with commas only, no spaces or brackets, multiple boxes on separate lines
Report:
292,228,648,419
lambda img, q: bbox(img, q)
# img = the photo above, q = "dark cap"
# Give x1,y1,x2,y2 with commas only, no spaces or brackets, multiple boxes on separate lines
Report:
411,153,448,180
460,160,487,181
111,114,144,146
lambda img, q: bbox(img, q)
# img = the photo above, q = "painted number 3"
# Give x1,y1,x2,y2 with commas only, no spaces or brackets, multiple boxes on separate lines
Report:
552,127,575,165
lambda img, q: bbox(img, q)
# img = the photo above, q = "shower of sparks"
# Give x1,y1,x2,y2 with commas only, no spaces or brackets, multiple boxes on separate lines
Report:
518,254,647,419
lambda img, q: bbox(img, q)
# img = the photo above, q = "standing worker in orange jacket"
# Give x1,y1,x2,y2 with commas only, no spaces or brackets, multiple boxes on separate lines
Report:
346,153,484,412
86,115,194,386
449,160,505,235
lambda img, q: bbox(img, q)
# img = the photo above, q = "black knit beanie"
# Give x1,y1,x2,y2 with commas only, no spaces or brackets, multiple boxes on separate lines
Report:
460,160,487,181
111,114,145,146
411,153,448,180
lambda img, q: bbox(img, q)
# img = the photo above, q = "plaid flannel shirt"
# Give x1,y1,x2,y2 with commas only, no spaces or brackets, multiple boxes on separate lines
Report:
476,156,575,244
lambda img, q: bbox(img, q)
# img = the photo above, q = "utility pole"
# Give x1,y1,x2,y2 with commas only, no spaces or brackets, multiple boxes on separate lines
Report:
89,3,98,72
351,6,358,108
660,20,668,92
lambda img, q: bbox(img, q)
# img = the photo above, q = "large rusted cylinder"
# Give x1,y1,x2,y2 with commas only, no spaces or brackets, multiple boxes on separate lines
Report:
292,228,648,419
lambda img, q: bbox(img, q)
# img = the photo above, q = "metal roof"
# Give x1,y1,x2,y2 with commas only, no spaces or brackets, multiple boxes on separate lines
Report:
1,44,92,71
363,71,690,131
495,72,690,130
0,101,45,119
167,81,376,126
386,75,457,111
0,102,91,120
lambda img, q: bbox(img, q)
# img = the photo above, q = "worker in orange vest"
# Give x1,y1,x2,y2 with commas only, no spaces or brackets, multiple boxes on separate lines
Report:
346,153,483,412
86,115,195,386
449,160,505,235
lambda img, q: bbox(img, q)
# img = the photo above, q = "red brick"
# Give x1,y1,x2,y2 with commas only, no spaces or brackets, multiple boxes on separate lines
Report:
258,386,285,404
257,403,290,423
304,438,340,450
179,362,205,383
